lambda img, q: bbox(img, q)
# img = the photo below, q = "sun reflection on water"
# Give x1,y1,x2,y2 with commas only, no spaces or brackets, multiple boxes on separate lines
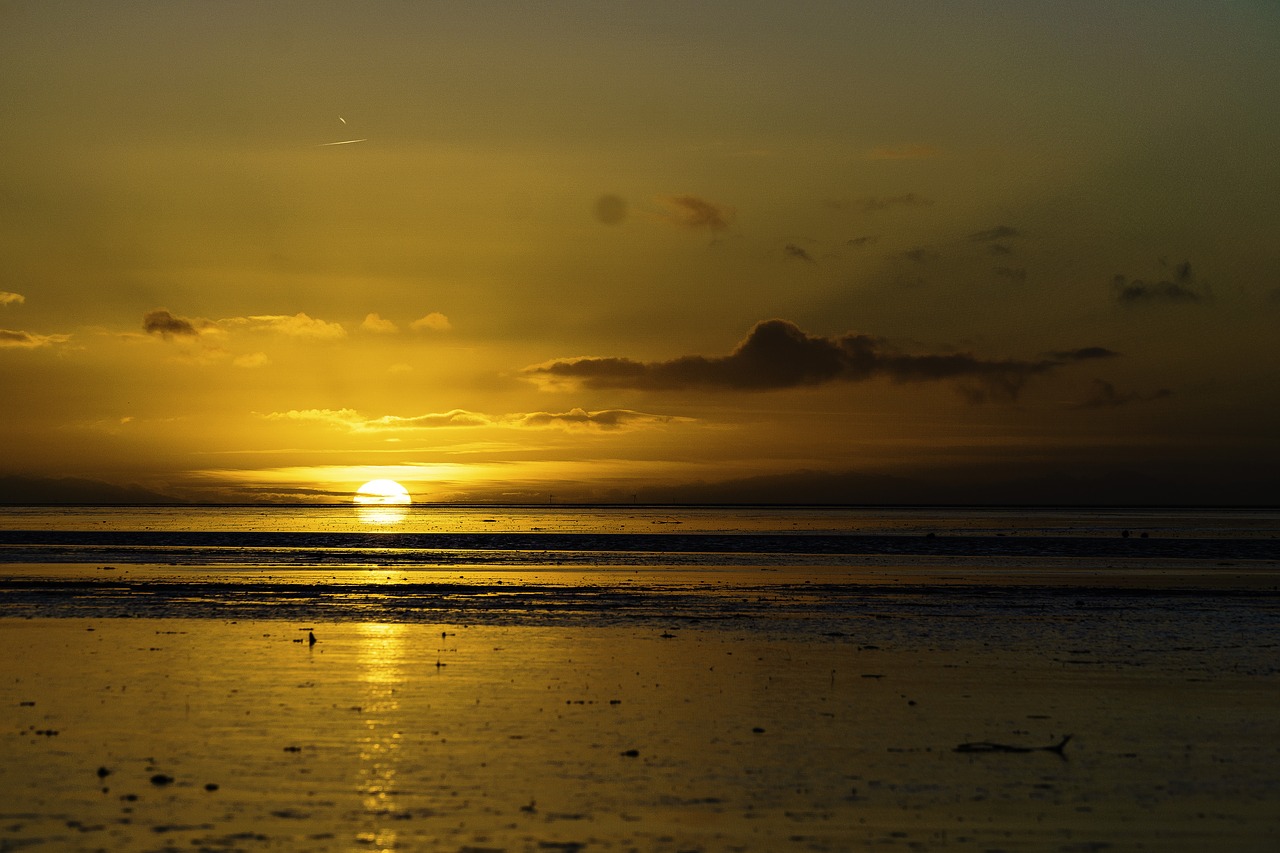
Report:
356,623,408,850
355,504,410,526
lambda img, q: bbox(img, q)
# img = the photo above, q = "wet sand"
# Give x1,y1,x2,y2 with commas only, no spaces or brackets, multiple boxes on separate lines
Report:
4,612,1278,852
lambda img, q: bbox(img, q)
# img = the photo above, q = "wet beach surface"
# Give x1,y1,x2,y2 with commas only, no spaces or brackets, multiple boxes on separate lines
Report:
1,506,1278,850
3,616,1278,852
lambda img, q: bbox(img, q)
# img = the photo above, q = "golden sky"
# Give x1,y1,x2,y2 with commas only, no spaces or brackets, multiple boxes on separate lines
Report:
2,1,1278,504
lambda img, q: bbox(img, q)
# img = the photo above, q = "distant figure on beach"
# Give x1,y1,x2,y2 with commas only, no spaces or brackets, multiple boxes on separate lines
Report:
308,631,316,646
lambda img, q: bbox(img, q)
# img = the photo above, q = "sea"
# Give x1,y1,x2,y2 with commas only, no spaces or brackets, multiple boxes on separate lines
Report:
1,504,1277,647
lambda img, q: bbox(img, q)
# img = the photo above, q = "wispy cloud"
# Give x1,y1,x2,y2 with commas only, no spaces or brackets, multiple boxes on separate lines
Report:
784,243,816,263
903,247,939,264
658,195,734,232
0,291,25,307
233,352,270,368
860,193,932,213
866,144,942,160
1113,260,1208,304
969,225,1021,242
265,407,689,432
144,309,347,340
1075,378,1173,408
1,329,71,349
524,319,1103,402
237,313,347,339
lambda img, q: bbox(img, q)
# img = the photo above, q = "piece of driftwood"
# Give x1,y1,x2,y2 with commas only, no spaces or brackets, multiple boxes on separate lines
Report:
954,734,1072,755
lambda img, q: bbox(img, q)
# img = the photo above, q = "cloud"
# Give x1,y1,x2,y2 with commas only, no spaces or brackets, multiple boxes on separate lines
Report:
0,475,179,505
523,319,1096,401
860,193,932,213
902,247,939,264
866,144,942,160
1112,260,1207,304
242,313,346,339
267,408,489,430
143,308,201,338
658,195,734,232
593,194,628,225
970,225,1021,242
233,352,270,368
1076,378,1173,408
410,312,452,332
362,313,398,334
145,309,345,340
0,291,25,307
265,407,687,433
1047,346,1120,361
784,243,815,263
0,329,71,349
509,408,691,431
993,266,1027,283
847,235,877,247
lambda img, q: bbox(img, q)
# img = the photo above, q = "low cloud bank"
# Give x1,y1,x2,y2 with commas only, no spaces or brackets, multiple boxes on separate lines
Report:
266,407,690,433
525,319,1108,401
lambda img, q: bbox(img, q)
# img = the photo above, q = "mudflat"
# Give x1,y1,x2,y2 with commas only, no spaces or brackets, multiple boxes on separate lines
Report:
3,610,1277,852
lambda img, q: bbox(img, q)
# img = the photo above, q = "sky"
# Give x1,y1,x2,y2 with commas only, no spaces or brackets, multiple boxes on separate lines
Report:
2,0,1278,505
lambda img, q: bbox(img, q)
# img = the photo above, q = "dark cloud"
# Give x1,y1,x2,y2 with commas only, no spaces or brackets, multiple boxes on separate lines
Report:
860,193,932,213
970,225,1021,242
784,243,815,263
847,235,877,247
593,194,627,225
993,266,1026,283
0,475,180,504
1113,260,1207,304
903,247,939,264
660,195,733,231
1048,346,1121,361
525,319,1101,401
143,308,199,338
1076,378,1173,408
512,408,688,431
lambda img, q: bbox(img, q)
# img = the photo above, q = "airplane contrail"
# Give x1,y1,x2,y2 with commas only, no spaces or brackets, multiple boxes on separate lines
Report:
318,138,367,146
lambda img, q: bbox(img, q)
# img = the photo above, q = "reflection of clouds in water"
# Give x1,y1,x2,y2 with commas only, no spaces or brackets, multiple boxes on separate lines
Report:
357,623,406,841
356,504,409,526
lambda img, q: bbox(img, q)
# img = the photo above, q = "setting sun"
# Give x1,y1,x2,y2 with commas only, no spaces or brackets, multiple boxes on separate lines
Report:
354,479,412,505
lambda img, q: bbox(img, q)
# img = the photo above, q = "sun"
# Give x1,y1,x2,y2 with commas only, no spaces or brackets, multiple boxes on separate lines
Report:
353,479,412,505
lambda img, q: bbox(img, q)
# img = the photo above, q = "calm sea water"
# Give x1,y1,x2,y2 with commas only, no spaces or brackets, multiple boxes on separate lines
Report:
3,503,1278,537
1,505,1277,638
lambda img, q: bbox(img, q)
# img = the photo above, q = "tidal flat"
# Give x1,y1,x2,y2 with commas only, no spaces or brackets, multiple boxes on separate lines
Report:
3,611,1278,852
1,506,1278,850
